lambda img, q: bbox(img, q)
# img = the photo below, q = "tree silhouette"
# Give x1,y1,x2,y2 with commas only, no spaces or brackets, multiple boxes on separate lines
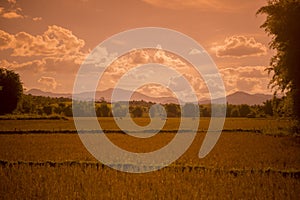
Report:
0,68,23,114
257,0,300,122
165,103,180,117
239,104,251,117
131,106,143,118
182,103,199,118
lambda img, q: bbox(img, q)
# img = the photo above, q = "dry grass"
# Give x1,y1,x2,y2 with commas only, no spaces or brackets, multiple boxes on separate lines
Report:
1,160,299,199
0,118,299,199
0,117,294,134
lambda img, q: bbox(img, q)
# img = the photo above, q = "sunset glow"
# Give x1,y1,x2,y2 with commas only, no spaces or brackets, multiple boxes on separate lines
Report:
0,0,272,97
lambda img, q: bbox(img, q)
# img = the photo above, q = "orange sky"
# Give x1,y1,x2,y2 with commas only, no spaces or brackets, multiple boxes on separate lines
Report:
0,0,274,98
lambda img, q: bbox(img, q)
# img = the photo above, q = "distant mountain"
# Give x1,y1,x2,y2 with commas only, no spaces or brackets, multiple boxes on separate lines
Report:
25,89,70,98
26,89,272,105
25,88,178,104
74,88,178,104
227,91,272,105
199,91,272,105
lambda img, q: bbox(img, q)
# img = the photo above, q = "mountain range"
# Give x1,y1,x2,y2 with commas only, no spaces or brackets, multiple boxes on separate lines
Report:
25,88,272,105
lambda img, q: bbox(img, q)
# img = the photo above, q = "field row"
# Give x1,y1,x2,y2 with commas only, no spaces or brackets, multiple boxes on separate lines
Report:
1,160,299,178
0,118,295,135
1,161,299,200
0,133,299,170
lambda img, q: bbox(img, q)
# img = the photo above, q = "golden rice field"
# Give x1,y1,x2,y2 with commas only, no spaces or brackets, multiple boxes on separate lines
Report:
0,118,299,199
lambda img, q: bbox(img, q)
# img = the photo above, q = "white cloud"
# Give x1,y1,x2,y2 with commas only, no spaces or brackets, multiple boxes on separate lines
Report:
32,17,42,21
189,48,202,55
2,11,23,19
212,35,267,58
7,0,17,4
0,59,45,72
1,1,42,21
0,30,15,50
0,26,87,92
141,0,259,12
220,66,271,94
0,25,87,65
38,76,59,90
136,84,174,98
1,1,25,19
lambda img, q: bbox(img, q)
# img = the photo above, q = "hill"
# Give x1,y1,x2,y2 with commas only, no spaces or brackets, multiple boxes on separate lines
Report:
26,89,272,105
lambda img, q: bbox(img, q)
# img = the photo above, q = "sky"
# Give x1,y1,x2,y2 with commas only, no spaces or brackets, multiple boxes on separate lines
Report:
0,0,274,100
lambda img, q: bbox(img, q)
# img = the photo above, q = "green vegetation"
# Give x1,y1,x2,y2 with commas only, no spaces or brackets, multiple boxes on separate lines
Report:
0,118,296,136
4,93,293,121
0,68,294,123
258,0,300,123
0,68,23,115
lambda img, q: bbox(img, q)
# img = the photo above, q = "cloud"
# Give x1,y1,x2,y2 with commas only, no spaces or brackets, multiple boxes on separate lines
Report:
32,17,42,21
38,76,59,90
0,30,15,50
0,25,86,64
7,0,17,4
1,0,25,19
0,59,45,72
2,11,23,19
141,0,259,12
220,66,271,94
142,0,218,10
189,48,203,55
213,35,267,58
0,25,87,92
1,1,41,20
136,84,174,98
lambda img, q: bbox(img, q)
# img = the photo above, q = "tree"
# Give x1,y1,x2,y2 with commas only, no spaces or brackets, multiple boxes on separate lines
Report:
96,102,111,117
200,105,211,117
43,105,53,115
0,68,23,114
131,106,143,118
182,103,199,118
239,104,251,117
112,102,127,118
149,104,166,118
165,103,180,117
257,0,300,121
230,108,240,118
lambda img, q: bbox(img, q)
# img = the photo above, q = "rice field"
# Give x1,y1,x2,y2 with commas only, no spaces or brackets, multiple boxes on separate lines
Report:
0,118,299,199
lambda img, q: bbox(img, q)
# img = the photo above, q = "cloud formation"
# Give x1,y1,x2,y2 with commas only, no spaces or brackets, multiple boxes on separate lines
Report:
0,0,41,20
213,35,267,58
38,76,59,90
220,66,271,94
32,17,42,21
7,0,17,4
0,25,86,66
2,10,23,19
0,0,25,19
141,0,259,11
0,25,87,92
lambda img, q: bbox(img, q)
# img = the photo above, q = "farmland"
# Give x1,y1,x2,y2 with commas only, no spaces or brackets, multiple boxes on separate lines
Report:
0,118,299,199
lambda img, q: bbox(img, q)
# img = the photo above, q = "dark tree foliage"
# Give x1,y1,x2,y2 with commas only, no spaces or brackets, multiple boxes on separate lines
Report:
165,103,180,118
0,68,23,114
239,104,251,117
112,102,127,117
182,103,199,118
257,0,300,121
96,102,111,117
131,106,143,118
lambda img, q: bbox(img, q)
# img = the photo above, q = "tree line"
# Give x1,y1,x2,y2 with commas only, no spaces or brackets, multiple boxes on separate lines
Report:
0,67,295,119
7,93,291,118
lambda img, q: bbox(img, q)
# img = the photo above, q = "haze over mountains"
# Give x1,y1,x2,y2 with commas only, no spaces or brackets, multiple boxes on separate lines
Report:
26,88,272,105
